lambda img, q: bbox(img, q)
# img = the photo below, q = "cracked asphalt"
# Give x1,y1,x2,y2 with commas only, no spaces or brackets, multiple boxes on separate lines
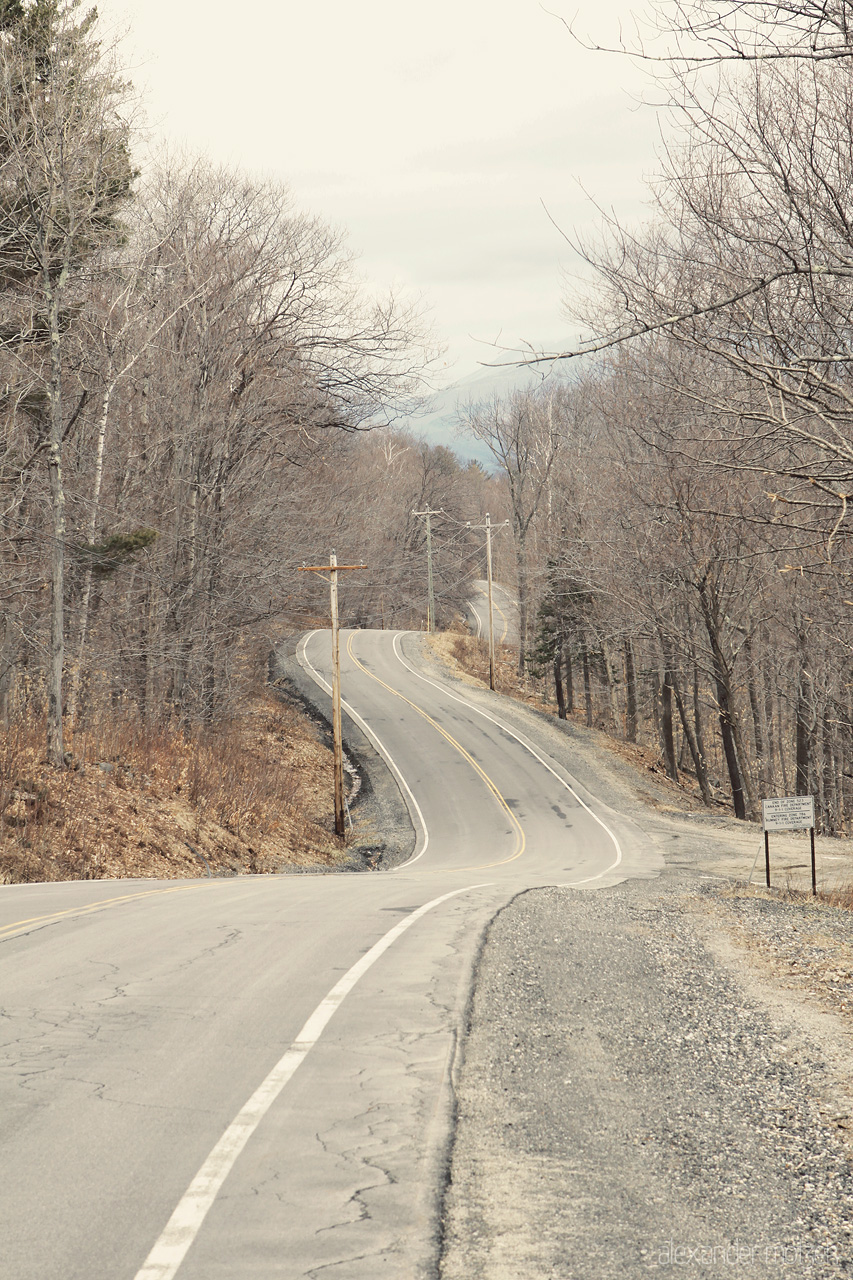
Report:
12,628,841,1278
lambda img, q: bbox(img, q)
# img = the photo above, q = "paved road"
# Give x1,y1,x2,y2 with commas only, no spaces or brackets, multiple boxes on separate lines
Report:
0,629,657,1279
465,579,518,648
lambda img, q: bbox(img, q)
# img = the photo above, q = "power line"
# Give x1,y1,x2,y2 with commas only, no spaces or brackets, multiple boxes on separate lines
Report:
467,514,510,690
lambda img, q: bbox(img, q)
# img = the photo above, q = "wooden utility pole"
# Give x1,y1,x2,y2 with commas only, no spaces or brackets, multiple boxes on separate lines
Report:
412,507,442,632
299,552,366,836
468,514,509,690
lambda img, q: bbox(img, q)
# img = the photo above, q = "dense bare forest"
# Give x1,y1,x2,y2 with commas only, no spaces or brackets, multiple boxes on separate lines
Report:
0,1,510,878
0,4,503,738
6,0,853,877
458,0,853,834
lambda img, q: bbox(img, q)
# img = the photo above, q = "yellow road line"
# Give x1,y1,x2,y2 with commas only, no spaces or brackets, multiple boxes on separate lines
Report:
0,882,222,943
345,634,525,869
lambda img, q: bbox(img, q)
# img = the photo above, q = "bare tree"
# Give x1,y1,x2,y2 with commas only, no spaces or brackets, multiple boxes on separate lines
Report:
460,383,569,673
0,1,134,763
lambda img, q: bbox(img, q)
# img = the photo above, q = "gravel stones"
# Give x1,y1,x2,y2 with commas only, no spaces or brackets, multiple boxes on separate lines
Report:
440,881,853,1278
699,885,853,1020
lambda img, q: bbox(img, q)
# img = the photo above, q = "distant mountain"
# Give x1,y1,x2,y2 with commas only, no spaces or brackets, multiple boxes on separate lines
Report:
401,353,569,467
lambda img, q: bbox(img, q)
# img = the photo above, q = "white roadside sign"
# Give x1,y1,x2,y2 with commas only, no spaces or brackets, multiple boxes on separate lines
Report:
762,795,815,832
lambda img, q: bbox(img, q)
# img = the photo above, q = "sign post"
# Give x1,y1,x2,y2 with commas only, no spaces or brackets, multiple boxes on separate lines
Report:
761,796,817,894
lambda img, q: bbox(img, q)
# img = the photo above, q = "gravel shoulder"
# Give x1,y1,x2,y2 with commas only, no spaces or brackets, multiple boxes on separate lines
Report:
440,879,853,1279
414,635,853,1278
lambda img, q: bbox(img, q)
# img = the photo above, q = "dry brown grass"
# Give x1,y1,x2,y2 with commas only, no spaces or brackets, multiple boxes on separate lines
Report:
431,631,530,698
0,691,344,883
822,884,853,911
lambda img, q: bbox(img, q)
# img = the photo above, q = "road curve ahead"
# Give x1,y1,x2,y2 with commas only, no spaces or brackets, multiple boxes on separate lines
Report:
466,578,518,648
1,629,659,1280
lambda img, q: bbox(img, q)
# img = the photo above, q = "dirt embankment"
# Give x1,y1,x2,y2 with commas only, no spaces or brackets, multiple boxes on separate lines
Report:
0,687,345,884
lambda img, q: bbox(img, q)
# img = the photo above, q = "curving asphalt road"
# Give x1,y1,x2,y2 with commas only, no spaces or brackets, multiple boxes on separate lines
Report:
465,579,518,648
0,629,658,1280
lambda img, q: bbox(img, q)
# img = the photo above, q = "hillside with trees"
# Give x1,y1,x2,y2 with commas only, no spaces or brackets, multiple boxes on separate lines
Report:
7,0,853,881
0,1,509,880
458,0,853,835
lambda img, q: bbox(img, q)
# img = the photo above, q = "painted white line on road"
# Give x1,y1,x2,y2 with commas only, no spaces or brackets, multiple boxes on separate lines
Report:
391,633,624,886
297,632,430,869
133,882,491,1280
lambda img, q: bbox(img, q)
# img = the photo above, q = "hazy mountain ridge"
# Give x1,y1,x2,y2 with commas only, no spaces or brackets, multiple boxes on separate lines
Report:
405,355,566,465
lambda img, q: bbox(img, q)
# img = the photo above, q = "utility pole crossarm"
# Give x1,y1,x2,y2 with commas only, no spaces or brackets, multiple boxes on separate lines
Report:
298,552,367,837
300,565,367,573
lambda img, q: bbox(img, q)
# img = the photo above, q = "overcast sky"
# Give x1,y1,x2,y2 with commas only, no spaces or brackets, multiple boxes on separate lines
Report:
99,0,660,386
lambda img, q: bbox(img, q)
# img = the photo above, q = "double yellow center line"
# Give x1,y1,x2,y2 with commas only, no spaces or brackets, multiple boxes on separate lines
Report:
345,634,526,869
0,882,220,945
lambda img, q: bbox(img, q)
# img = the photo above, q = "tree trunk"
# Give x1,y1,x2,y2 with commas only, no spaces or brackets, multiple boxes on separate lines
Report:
46,287,66,767
670,664,712,805
715,672,748,820
763,658,777,795
693,660,710,799
744,634,770,797
624,638,638,743
564,646,574,714
68,386,112,726
698,580,751,819
777,689,790,794
553,641,566,719
815,705,826,831
795,640,813,798
581,638,593,728
0,612,17,728
660,666,678,780
823,710,838,835
602,639,622,735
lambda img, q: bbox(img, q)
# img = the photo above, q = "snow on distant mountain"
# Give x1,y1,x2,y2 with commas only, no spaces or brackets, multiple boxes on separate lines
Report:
401,350,570,467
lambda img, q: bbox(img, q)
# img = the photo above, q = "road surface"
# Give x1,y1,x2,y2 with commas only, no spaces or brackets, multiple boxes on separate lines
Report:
465,578,518,648
0,629,657,1279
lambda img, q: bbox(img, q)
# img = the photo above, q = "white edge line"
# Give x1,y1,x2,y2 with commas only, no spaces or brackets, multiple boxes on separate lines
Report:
297,632,430,870
474,582,513,644
133,881,492,1280
391,632,624,887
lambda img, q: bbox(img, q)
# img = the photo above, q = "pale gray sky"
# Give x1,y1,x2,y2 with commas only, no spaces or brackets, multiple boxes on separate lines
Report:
100,0,659,385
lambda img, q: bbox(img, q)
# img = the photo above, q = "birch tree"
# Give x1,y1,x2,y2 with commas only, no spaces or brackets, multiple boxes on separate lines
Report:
0,0,133,763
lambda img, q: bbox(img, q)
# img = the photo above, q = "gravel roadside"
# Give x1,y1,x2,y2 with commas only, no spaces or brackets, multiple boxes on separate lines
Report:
439,878,853,1279
412,638,853,1278
277,629,853,1275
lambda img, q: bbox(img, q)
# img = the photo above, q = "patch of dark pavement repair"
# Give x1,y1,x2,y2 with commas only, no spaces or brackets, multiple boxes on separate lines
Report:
439,879,853,1279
